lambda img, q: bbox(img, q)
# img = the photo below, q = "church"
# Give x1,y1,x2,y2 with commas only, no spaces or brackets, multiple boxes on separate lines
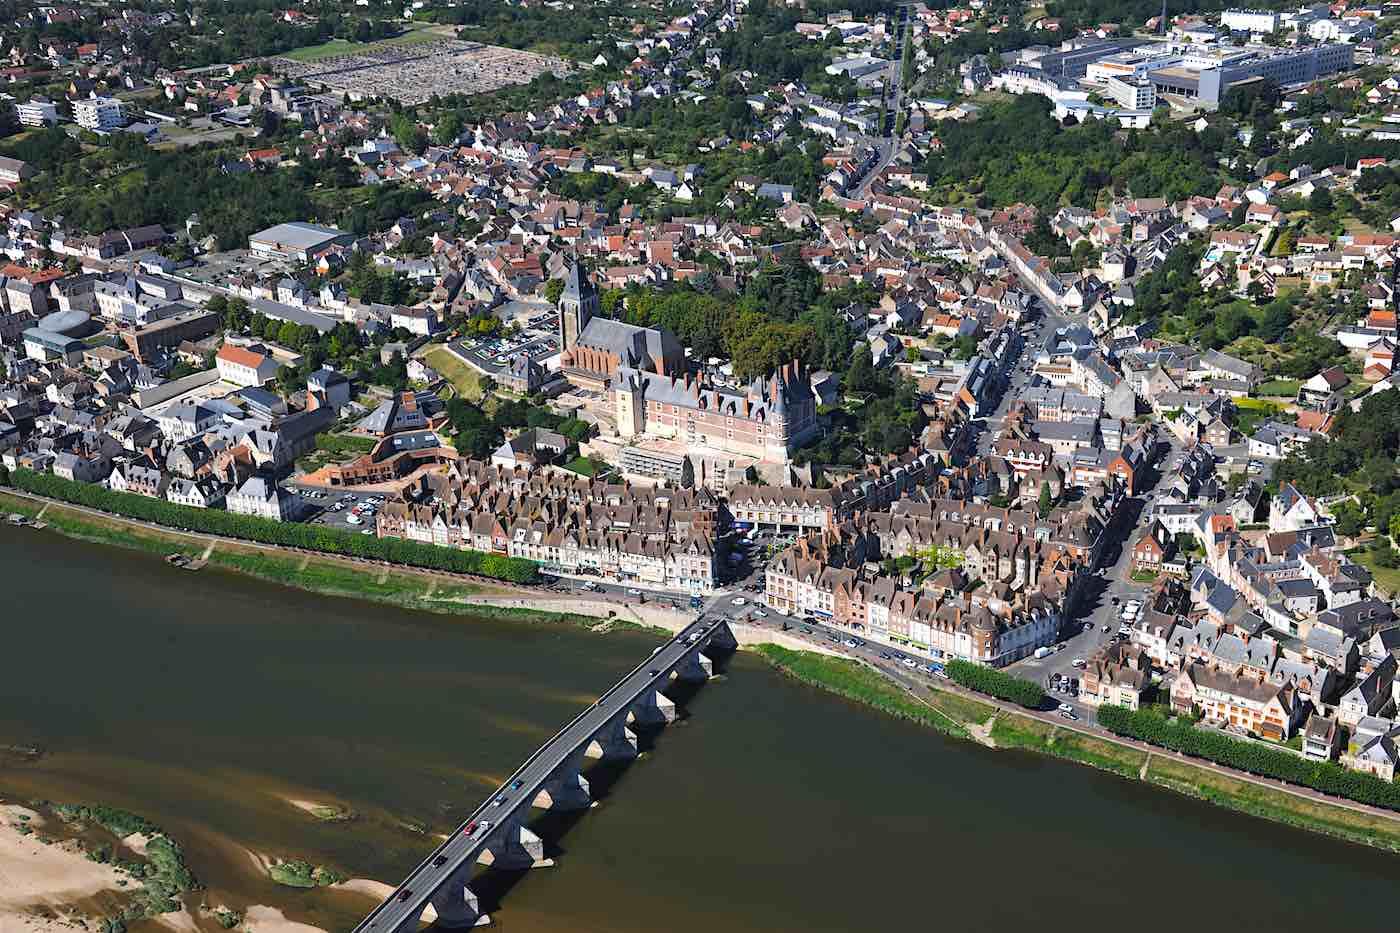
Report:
555,262,819,464
556,261,685,391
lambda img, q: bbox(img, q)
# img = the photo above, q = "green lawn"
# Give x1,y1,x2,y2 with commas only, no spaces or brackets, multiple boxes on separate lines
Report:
563,456,611,477
423,346,484,402
1255,379,1301,398
280,26,440,62
315,433,375,457
1351,546,1400,597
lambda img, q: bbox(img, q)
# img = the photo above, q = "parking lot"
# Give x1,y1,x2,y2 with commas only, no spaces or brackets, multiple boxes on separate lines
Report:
284,483,388,534
452,317,559,377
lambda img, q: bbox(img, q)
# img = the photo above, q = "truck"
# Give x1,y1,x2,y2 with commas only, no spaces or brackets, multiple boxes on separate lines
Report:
1033,646,1054,659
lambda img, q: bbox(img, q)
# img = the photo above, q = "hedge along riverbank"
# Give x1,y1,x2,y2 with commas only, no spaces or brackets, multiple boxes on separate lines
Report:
1097,705,1400,813
946,659,1046,709
5,469,539,585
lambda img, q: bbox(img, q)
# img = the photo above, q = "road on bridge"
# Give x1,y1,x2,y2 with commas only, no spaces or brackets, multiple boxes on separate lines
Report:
354,617,732,932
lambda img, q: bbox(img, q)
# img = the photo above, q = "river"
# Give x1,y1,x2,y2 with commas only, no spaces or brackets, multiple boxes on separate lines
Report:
0,526,1394,933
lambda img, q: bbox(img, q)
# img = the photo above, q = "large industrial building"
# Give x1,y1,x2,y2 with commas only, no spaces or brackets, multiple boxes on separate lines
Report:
248,222,356,262
1147,43,1354,106
1000,37,1355,109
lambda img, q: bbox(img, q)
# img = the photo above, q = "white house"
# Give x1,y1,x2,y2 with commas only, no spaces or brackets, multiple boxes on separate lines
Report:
389,305,439,336
166,477,227,509
216,344,280,387
227,475,295,521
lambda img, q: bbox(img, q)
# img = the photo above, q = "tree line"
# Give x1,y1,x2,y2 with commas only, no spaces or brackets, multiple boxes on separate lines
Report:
946,659,1046,708
1098,703,1400,812
5,469,540,584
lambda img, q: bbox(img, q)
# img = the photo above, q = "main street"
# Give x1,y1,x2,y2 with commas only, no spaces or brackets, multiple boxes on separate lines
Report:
850,4,911,198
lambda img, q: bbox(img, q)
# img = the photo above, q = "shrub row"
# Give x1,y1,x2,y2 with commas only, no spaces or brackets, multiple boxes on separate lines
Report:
946,659,1045,709
6,469,539,585
1097,705,1400,812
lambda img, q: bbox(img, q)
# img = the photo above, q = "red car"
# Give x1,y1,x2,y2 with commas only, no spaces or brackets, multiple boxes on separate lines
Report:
465,821,477,835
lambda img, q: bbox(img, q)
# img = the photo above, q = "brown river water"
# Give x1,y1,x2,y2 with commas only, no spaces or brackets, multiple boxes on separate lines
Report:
0,526,1395,933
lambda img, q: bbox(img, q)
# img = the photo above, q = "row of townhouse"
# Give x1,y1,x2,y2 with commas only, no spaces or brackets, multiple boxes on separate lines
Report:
726,448,947,533
375,500,719,593
764,530,1075,666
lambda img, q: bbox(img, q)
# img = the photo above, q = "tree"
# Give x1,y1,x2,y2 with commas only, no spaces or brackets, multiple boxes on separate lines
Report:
390,112,427,155
1070,239,1097,271
544,278,565,305
1038,481,1053,517
845,343,877,394
433,111,463,146
1332,501,1364,538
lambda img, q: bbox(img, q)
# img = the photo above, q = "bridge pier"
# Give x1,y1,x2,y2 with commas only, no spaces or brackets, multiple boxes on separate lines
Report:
427,869,490,928
585,715,638,760
706,621,738,653
628,688,676,727
477,819,549,870
672,651,714,683
533,758,592,810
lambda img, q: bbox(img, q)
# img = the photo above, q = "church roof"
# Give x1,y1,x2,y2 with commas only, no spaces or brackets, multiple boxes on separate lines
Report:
577,316,682,373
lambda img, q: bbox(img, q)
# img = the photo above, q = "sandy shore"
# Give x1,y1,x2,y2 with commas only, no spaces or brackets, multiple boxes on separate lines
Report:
283,797,356,822
0,806,128,922
151,906,203,933
243,905,328,933
334,878,438,921
121,831,152,857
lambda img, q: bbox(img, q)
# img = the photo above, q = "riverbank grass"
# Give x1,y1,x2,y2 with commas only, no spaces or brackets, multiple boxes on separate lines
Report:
925,689,997,728
754,645,970,739
0,492,624,627
1146,756,1400,852
991,716,1149,780
0,491,204,560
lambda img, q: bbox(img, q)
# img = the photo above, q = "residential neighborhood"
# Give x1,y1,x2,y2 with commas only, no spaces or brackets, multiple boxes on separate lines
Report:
6,1,1400,928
